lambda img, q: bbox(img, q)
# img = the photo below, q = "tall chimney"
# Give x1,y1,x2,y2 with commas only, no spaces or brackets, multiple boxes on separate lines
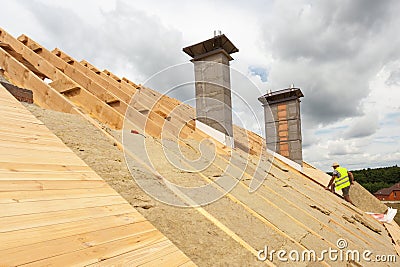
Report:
258,87,304,166
183,34,238,144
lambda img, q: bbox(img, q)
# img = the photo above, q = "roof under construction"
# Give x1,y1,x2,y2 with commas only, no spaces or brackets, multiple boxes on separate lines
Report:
0,27,399,266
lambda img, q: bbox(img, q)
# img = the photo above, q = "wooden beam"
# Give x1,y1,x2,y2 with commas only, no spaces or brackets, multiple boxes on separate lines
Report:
48,79,80,94
18,36,127,113
0,28,123,129
78,58,143,106
39,46,189,138
76,58,196,137
0,51,76,113
98,64,197,133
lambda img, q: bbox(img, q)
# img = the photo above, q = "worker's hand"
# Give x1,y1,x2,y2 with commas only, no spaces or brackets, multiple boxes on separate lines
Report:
351,181,355,185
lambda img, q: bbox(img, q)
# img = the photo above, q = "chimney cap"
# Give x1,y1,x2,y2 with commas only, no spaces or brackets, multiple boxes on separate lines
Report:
258,87,304,105
183,34,239,58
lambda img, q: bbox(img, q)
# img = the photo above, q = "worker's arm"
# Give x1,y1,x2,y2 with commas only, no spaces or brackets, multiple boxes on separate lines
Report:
348,171,354,185
325,176,335,190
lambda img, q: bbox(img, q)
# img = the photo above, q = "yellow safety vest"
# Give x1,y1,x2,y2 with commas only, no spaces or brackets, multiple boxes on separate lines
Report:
334,167,351,190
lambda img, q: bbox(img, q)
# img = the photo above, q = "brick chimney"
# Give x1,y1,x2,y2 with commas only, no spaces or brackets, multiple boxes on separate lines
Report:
183,33,238,145
258,87,304,166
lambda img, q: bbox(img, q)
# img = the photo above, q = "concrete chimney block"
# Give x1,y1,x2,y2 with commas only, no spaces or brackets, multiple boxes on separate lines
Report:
258,87,304,166
183,34,239,138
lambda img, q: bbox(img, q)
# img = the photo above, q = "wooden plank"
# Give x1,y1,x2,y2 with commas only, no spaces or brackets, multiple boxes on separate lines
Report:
0,222,156,266
0,124,55,138
0,203,133,233
0,162,92,172
0,81,195,266
0,135,69,150
0,103,36,115
140,250,191,267
0,187,118,204
88,239,178,266
0,139,72,153
0,180,108,192
0,93,33,105
21,230,169,267
0,130,62,143
0,118,52,131
0,148,88,166
0,143,86,159
179,261,198,267
0,110,45,125
0,195,127,218
0,170,100,181
0,212,144,251
0,106,43,120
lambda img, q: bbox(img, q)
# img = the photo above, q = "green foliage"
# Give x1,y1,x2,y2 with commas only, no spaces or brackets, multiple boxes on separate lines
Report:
326,165,400,193
361,182,393,194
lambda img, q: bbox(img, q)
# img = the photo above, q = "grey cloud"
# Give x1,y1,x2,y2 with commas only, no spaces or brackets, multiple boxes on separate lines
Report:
19,0,186,84
343,114,379,139
261,0,400,125
267,0,395,63
327,140,361,156
329,147,350,156
15,0,87,49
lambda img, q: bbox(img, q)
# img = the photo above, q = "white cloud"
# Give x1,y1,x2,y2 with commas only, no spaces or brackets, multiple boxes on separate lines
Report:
343,113,379,139
1,0,399,171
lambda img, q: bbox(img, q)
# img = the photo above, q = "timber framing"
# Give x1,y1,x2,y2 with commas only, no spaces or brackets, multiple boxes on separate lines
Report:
2,27,400,265
17,35,168,137
0,48,76,113
0,28,123,129
79,59,197,135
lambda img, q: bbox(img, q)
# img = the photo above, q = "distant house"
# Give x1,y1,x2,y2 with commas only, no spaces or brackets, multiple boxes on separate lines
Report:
374,183,400,201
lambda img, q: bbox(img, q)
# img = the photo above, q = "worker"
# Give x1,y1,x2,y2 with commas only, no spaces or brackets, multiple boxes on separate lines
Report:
325,162,355,205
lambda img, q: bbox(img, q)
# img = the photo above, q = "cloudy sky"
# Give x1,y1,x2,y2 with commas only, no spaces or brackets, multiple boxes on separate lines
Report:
2,0,400,171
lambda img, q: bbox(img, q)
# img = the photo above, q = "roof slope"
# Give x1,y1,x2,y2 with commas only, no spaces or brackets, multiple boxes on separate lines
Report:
0,84,194,266
375,183,400,196
1,27,400,265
